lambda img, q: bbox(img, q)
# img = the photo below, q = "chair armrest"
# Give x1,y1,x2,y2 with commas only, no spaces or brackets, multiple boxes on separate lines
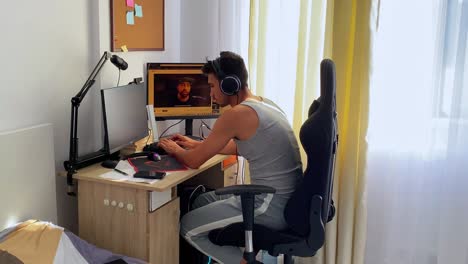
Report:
214,184,276,264
215,184,276,196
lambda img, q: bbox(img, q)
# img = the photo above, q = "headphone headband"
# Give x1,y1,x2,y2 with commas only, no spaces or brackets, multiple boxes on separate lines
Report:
211,59,224,79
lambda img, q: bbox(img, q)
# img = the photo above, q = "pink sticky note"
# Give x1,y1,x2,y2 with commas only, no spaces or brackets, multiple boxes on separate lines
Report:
126,0,134,7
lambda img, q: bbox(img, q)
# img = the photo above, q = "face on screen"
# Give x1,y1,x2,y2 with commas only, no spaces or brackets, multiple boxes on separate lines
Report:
153,74,211,107
177,82,192,103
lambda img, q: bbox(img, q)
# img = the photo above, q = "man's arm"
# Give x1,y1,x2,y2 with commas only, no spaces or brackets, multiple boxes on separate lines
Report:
172,134,236,155
218,139,237,155
159,109,239,168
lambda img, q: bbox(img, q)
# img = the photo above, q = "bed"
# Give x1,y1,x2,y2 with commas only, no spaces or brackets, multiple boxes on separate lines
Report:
0,125,150,263
0,220,147,264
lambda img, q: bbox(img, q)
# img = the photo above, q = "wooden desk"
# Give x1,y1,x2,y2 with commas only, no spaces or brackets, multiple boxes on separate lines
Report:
72,155,235,264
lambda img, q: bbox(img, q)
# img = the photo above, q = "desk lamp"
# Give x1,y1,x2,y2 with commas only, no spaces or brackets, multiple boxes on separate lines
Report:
64,51,128,195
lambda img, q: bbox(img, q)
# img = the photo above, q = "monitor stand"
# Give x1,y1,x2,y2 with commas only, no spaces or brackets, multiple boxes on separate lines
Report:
144,119,202,153
184,119,203,141
185,119,193,137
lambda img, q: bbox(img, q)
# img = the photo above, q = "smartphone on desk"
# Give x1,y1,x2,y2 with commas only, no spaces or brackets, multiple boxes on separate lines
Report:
134,171,166,180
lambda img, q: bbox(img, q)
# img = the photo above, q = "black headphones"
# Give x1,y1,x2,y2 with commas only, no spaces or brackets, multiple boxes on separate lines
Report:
211,59,241,96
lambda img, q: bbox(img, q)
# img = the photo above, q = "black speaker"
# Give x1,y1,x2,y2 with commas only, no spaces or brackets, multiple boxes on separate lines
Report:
211,59,241,96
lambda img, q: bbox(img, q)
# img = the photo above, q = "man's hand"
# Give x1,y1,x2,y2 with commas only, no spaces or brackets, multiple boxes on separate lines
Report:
158,138,185,155
171,134,201,150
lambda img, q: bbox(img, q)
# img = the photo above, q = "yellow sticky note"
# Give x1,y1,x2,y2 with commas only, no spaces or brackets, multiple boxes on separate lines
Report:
121,45,128,52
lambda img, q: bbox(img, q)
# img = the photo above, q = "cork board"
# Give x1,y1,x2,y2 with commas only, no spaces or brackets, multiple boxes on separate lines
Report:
110,0,164,51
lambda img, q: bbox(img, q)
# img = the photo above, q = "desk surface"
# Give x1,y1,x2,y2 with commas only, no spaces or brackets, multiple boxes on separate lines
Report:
66,155,227,192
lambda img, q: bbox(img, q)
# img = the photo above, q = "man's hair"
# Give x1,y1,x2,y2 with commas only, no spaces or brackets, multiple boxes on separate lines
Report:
202,51,249,89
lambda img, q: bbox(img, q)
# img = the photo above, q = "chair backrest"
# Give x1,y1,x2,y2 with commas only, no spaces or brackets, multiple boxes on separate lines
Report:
284,59,338,237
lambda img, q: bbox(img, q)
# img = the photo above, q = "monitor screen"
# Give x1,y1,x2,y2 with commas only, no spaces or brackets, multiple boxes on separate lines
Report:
147,63,222,118
101,83,148,154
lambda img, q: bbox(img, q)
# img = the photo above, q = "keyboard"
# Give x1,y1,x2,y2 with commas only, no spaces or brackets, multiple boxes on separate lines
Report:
143,135,203,155
185,135,203,141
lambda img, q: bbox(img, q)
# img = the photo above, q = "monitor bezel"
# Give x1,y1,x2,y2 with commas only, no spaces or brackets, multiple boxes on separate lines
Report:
147,63,222,120
101,83,149,155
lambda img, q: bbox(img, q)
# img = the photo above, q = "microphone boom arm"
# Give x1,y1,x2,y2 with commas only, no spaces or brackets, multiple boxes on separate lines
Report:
74,52,111,104
64,51,112,196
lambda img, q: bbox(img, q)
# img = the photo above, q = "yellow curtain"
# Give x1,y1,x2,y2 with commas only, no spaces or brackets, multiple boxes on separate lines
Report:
248,0,268,98
249,0,375,263
248,0,326,159
299,0,374,263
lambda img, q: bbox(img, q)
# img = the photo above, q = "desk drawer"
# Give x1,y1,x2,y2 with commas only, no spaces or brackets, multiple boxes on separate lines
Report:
149,189,172,212
78,181,148,260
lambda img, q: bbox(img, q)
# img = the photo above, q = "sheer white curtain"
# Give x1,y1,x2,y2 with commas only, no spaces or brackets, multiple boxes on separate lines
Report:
365,0,468,263
217,0,250,58
248,0,319,123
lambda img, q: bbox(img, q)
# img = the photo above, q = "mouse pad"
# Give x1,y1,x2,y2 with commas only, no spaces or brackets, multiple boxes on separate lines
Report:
127,155,188,172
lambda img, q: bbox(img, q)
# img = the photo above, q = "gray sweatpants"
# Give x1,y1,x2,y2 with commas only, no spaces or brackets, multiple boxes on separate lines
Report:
180,191,289,264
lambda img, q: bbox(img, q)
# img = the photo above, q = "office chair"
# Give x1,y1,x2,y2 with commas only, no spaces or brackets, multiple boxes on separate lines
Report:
208,59,338,264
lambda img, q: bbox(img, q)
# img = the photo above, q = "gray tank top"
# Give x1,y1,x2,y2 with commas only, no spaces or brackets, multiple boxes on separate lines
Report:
234,98,303,197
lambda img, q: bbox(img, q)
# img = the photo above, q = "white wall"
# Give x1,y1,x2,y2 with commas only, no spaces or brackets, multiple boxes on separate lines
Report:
179,0,250,131
180,0,250,62
180,0,220,61
0,0,181,232
0,124,57,230
0,0,95,232
0,0,246,232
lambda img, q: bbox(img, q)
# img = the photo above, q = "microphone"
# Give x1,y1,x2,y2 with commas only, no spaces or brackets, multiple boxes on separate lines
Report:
110,54,128,70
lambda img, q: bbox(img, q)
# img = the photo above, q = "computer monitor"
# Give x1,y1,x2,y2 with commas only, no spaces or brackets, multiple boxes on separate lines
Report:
147,63,222,119
101,83,148,155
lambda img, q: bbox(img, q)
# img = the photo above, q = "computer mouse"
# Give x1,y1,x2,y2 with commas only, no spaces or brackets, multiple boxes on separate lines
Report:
101,159,118,169
148,152,162,162
143,142,168,155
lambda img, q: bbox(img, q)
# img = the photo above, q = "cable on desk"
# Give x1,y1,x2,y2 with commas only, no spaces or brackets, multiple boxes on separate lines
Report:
199,123,209,139
145,128,152,146
188,185,206,212
159,119,184,139
116,69,121,87
199,122,203,139
199,120,212,139
201,120,212,130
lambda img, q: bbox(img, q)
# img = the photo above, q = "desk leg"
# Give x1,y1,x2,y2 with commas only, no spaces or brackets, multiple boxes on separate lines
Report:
149,197,180,264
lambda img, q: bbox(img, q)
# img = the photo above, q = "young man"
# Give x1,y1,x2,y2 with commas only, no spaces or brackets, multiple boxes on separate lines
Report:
158,51,303,264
